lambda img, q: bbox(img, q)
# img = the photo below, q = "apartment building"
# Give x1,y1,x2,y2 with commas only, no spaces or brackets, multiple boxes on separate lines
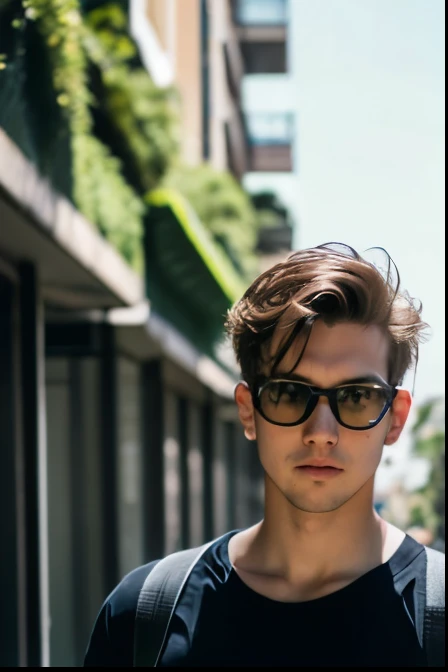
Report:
233,0,299,269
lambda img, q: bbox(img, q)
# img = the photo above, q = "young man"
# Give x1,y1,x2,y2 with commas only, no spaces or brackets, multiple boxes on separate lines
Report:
85,243,443,667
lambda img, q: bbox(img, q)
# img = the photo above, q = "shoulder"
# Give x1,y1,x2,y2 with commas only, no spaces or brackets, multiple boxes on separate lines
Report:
84,532,239,666
107,560,160,619
84,560,159,667
106,529,237,617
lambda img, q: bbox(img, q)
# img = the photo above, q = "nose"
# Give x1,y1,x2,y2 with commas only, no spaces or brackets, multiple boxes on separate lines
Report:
301,397,339,448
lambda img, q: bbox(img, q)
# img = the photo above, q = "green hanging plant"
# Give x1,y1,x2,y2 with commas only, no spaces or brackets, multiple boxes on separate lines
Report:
21,0,145,272
163,162,260,281
82,4,180,193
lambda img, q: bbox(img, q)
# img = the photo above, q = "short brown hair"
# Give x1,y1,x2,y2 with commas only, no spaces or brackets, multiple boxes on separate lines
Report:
225,243,429,388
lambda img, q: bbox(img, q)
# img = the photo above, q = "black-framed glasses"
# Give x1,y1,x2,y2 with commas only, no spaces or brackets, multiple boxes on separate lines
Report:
252,378,399,431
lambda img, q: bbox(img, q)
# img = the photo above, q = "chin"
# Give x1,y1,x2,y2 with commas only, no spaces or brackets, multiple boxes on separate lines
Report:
286,493,352,514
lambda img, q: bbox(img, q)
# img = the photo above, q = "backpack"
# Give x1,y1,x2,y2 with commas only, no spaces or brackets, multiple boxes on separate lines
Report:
133,539,445,667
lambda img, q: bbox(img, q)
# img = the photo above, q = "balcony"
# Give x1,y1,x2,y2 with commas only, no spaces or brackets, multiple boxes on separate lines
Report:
246,112,294,172
257,223,293,254
231,0,288,73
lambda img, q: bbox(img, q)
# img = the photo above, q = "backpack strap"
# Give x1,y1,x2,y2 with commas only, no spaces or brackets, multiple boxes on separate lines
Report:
133,537,221,667
423,547,445,667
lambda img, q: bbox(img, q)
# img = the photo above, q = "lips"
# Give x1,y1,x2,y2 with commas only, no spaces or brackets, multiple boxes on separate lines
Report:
297,465,344,479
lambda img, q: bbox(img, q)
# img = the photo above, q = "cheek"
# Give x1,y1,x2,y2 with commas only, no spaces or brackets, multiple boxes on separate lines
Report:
354,430,385,468
254,417,294,465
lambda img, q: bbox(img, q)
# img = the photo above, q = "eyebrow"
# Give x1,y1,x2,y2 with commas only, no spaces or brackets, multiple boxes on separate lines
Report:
272,372,389,387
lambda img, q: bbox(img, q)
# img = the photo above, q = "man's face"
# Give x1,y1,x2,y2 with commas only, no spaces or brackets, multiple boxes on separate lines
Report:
235,321,411,514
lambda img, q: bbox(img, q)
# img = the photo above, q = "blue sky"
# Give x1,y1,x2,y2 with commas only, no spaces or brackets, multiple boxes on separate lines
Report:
290,0,445,491
293,0,445,406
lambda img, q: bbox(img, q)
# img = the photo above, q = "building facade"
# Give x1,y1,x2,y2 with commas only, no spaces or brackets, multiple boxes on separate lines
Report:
0,1,263,666
131,0,248,179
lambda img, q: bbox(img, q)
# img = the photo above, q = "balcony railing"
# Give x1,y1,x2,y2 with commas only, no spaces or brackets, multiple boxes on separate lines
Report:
249,145,292,172
247,112,293,145
246,112,294,172
233,0,288,26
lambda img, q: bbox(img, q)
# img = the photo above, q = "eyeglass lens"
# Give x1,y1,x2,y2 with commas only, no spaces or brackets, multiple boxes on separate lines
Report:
259,381,391,428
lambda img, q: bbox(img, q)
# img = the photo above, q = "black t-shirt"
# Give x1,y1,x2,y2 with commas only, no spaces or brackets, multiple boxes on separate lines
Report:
84,530,428,667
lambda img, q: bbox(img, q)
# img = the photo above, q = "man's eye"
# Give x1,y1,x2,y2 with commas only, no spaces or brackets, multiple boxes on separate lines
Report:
281,384,307,403
284,383,298,398
268,383,299,403
339,387,371,403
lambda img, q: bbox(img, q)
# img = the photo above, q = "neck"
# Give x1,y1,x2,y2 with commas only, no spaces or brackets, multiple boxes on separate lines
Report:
252,476,391,582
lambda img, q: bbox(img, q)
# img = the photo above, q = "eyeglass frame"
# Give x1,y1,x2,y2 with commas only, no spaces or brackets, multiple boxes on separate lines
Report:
249,377,400,431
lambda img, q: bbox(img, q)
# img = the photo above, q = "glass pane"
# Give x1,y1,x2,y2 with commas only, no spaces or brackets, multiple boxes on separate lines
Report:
164,390,182,555
117,358,144,577
235,0,288,25
46,358,76,666
213,418,228,536
247,113,293,145
188,403,204,546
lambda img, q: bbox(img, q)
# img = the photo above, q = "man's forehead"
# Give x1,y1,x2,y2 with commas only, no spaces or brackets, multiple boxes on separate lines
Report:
266,321,390,380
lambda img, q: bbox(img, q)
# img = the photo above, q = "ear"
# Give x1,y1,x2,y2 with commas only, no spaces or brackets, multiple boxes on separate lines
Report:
234,382,257,441
384,389,412,445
